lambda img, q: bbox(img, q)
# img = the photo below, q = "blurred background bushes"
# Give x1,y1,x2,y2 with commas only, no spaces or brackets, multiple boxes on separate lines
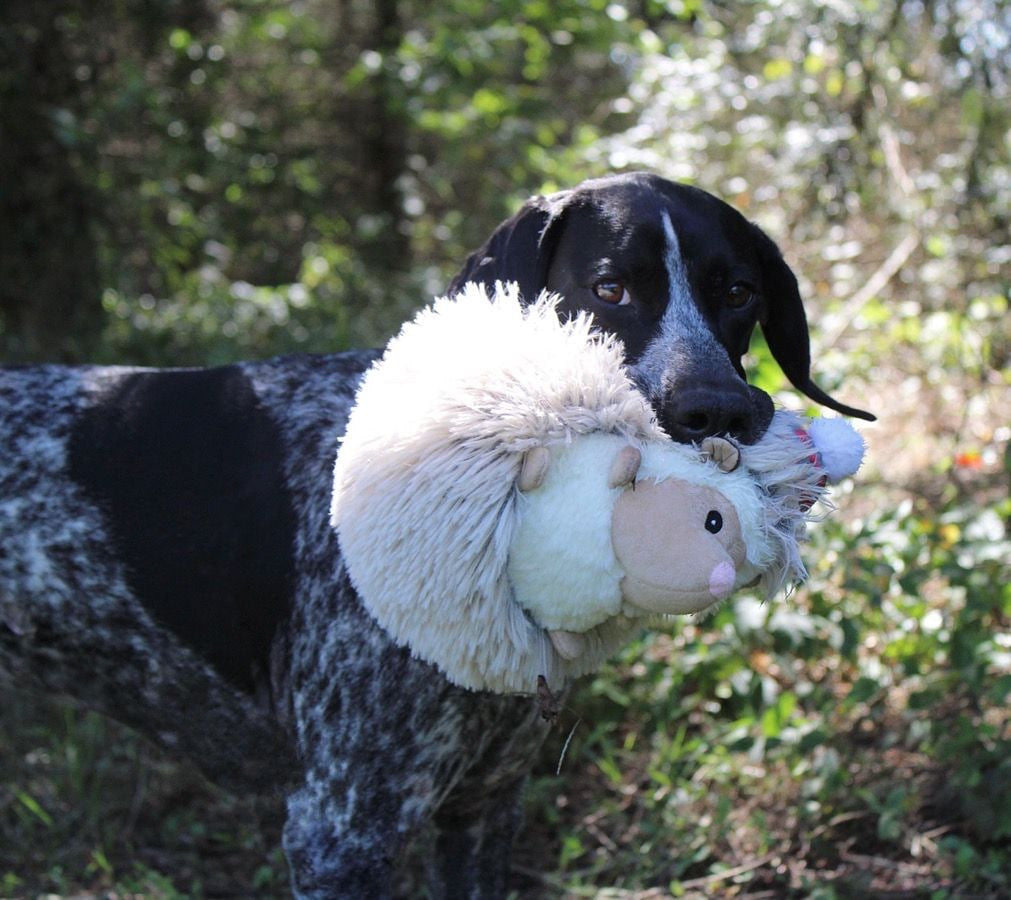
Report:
1,0,1009,895
6,0,1001,371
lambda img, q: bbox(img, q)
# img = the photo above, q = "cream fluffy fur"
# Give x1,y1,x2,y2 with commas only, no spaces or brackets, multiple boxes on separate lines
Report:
331,283,663,693
331,283,834,694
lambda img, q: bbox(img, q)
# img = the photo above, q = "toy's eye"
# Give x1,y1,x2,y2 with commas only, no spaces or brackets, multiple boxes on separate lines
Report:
705,510,723,534
727,282,757,309
592,280,630,306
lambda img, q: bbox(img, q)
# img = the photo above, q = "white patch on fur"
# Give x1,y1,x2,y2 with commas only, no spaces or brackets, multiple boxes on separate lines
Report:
632,211,729,391
661,211,711,345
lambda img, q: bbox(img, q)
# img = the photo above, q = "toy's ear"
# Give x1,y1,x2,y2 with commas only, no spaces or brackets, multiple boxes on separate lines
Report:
753,225,876,422
447,191,572,304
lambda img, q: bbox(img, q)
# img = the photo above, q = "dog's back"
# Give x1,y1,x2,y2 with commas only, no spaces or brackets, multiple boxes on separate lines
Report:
0,352,376,791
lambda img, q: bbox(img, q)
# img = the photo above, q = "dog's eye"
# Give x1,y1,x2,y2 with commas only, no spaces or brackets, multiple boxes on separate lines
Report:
592,280,630,306
705,510,723,534
727,283,757,309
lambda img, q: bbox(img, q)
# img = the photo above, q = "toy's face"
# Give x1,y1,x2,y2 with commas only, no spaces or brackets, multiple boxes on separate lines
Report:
611,478,747,615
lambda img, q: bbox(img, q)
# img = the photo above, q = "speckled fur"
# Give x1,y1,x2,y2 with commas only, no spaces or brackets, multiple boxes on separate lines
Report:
0,353,551,898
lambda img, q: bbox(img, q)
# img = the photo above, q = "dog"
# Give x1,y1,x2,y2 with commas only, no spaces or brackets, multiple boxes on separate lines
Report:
0,172,872,897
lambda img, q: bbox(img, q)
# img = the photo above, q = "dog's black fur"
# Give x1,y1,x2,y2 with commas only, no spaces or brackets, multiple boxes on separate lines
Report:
451,173,871,443
0,173,871,897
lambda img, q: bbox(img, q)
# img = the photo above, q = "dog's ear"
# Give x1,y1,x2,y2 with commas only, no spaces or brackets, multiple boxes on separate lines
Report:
447,192,570,303
754,226,876,421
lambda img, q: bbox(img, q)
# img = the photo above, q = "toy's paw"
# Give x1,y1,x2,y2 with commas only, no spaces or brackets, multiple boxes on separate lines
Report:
608,445,642,488
518,446,552,492
807,417,865,482
547,629,586,660
699,436,741,472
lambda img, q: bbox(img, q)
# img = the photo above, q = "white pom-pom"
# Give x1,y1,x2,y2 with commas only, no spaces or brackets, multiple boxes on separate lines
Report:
807,417,866,482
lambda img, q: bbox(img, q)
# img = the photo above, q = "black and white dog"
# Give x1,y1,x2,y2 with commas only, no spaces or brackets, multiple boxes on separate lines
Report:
0,172,871,897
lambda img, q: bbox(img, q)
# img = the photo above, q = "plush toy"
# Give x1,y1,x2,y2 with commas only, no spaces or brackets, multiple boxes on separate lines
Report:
331,283,864,694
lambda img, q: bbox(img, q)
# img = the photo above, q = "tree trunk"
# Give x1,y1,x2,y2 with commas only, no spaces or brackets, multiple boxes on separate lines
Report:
359,0,411,271
0,1,103,362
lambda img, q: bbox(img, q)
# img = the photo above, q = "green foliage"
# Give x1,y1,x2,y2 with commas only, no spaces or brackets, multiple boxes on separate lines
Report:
3,0,660,362
0,694,285,895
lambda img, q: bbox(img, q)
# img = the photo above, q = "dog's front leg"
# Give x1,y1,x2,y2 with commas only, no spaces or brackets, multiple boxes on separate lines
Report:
279,591,463,898
282,777,412,899
280,674,443,896
428,774,528,900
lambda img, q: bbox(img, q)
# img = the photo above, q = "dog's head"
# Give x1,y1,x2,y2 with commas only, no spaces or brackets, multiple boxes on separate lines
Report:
448,172,874,443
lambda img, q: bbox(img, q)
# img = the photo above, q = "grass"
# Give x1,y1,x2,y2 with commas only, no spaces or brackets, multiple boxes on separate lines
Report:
0,698,288,897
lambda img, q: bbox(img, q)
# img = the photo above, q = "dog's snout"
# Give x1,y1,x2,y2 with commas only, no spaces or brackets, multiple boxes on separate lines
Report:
659,385,757,444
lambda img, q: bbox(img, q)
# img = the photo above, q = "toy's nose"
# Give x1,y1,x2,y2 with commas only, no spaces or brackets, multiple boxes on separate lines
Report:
708,560,736,598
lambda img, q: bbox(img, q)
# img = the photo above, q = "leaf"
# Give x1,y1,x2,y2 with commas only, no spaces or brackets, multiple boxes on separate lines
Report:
961,88,984,127
845,676,879,706
761,691,797,738
471,87,510,118
16,792,53,827
763,58,793,81
168,28,192,51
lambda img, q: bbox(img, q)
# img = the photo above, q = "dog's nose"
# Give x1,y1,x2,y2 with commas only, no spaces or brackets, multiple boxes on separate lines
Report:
658,386,757,444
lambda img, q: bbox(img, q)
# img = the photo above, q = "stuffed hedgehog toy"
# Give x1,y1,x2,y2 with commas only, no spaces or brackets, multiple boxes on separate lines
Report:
331,283,864,694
